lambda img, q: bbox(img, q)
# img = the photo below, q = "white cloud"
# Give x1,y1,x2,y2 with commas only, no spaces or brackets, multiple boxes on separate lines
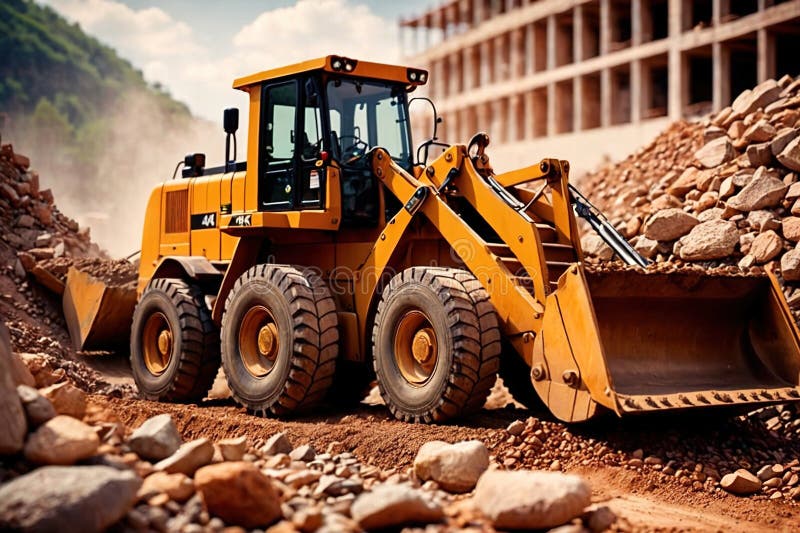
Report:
43,0,201,58
41,0,400,121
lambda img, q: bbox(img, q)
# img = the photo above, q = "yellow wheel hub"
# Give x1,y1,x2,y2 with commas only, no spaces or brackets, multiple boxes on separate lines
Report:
240,306,279,378
394,310,438,385
143,312,172,375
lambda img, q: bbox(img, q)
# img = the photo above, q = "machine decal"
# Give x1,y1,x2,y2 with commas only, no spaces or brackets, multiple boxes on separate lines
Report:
190,212,217,230
229,214,252,227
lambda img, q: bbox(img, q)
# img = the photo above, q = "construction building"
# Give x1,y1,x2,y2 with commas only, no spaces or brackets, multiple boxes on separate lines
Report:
400,0,800,172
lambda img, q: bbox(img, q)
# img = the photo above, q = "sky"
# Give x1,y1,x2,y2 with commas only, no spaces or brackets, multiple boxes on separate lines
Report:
40,0,435,122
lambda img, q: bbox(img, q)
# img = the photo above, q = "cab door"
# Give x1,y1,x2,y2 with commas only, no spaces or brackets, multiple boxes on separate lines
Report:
258,77,325,211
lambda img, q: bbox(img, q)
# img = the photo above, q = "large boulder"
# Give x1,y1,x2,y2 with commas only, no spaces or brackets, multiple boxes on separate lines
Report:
720,469,762,496
0,466,141,533
643,209,699,241
678,219,740,261
351,483,444,530
413,440,489,493
474,470,592,530
727,167,788,211
128,413,182,461
194,461,282,528
0,322,27,454
24,415,100,465
154,438,214,475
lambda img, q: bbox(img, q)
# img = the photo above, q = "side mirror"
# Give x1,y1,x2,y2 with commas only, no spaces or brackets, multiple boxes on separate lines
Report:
223,108,239,134
182,153,206,178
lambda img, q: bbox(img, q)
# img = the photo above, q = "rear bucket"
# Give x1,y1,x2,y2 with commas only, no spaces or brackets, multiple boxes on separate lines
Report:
532,265,800,422
62,267,137,351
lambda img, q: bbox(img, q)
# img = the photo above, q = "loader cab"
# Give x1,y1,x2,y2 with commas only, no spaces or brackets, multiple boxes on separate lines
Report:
238,56,424,228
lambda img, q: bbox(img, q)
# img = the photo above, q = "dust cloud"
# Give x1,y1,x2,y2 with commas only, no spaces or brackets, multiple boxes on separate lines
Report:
3,91,246,258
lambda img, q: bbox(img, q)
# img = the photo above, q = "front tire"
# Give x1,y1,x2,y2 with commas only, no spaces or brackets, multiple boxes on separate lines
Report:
221,265,338,416
372,267,501,423
130,278,220,402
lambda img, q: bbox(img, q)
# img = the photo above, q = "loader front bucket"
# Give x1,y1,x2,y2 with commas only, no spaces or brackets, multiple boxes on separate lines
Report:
62,267,137,351
532,264,800,422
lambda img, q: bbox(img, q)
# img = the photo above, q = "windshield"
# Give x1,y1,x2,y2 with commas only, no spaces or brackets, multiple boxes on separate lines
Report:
326,78,412,169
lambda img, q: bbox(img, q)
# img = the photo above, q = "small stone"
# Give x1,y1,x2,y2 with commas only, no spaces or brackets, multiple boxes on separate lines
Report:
138,471,195,502
290,444,316,462
743,119,777,143
413,440,489,493
195,462,282,529
643,208,699,241
747,210,780,232
746,142,773,167
581,234,613,260
506,420,525,436
261,432,293,456
17,384,56,426
771,128,800,156
720,469,762,495
667,167,701,196
731,79,782,118
351,483,444,530
585,505,617,533
154,438,214,475
695,137,733,168
24,415,100,465
292,508,323,532
217,436,248,461
474,470,591,530
781,248,800,281
757,464,784,482
633,236,659,258
128,414,182,461
39,382,87,419
0,466,141,533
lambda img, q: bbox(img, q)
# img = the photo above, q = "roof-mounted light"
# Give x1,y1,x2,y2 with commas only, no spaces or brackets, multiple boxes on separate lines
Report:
406,68,428,85
331,55,358,72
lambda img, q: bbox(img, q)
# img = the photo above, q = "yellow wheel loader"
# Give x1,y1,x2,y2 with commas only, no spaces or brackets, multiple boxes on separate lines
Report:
72,56,800,422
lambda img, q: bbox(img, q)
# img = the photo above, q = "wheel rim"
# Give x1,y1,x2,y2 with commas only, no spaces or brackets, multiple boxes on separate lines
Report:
142,312,172,375
239,305,280,378
394,310,438,385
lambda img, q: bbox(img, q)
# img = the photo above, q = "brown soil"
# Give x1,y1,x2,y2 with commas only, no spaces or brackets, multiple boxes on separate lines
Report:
92,395,800,532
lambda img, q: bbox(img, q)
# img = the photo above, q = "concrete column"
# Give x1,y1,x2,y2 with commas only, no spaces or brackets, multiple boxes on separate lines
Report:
599,0,611,56
668,0,683,119
573,4,584,63
758,28,776,82
712,42,730,111
547,15,557,71
631,59,642,123
573,77,583,131
712,0,730,25
632,0,642,46
525,23,535,75
509,94,522,141
601,68,612,127
462,47,472,91
480,40,491,85
524,90,535,139
547,82,557,136
511,27,525,79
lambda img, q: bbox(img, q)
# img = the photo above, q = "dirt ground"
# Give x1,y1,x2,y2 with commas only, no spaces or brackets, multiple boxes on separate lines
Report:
87,391,800,532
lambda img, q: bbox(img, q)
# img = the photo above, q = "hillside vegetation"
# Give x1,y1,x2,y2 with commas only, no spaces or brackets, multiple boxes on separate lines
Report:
0,0,220,256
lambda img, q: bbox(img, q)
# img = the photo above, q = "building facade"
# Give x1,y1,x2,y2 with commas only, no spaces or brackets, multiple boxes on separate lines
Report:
400,0,800,173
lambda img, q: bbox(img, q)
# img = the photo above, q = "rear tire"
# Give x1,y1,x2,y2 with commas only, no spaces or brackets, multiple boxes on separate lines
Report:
372,267,501,423
130,278,220,402
221,265,338,416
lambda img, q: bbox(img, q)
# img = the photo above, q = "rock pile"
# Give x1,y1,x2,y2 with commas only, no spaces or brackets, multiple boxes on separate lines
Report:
581,75,800,279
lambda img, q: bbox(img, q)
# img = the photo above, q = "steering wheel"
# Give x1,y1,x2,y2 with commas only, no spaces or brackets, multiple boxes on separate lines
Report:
339,135,369,165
